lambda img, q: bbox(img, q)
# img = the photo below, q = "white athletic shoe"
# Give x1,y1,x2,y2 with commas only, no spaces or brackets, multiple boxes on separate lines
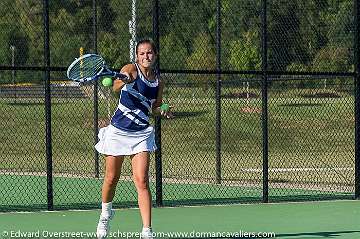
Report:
141,227,155,239
96,210,115,239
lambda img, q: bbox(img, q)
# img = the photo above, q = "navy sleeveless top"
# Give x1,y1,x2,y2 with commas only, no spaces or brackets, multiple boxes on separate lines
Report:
111,63,159,132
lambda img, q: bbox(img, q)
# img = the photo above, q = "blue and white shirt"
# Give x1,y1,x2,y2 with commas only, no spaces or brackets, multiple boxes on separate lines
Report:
111,63,159,132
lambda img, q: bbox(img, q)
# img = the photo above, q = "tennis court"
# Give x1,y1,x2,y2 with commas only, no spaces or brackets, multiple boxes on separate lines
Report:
1,200,359,239
1,172,354,207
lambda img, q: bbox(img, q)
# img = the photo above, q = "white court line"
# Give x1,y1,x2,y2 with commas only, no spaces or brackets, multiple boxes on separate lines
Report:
0,167,353,177
1,199,358,215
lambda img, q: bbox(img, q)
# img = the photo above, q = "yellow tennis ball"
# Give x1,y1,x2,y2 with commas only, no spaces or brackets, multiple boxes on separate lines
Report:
102,77,113,87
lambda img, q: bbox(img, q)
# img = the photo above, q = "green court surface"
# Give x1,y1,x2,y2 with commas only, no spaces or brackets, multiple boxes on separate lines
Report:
0,174,351,211
0,200,359,239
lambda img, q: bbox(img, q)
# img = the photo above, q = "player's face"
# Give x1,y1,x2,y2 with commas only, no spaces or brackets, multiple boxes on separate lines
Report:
136,43,156,68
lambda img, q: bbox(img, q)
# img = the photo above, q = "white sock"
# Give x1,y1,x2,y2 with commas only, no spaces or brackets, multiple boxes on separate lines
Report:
101,202,112,217
142,227,152,234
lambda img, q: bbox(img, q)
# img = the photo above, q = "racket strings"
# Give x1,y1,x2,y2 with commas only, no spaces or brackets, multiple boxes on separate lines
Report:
68,55,104,81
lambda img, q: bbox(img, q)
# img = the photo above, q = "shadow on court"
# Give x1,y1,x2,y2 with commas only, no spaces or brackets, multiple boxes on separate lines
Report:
275,230,360,238
5,102,65,106
171,110,207,119
166,230,360,239
171,230,360,238
278,103,324,107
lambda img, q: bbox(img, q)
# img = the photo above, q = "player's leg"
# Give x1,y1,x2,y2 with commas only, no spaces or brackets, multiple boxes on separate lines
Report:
131,152,154,238
102,155,125,203
97,155,124,239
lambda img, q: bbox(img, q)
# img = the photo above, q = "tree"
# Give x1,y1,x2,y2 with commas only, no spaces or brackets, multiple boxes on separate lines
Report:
186,32,216,70
0,0,25,65
323,0,353,67
186,32,216,90
98,32,126,68
159,0,216,61
228,30,261,71
15,0,43,66
159,32,188,70
108,0,132,66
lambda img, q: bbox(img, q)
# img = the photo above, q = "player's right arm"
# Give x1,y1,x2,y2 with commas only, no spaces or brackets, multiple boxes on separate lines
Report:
113,64,137,93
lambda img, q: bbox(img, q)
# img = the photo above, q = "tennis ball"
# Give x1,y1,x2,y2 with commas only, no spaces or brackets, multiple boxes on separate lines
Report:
160,103,169,112
102,77,113,87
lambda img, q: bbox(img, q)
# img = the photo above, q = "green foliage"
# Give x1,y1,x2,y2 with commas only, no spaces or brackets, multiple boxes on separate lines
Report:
98,32,128,68
324,0,353,47
186,32,216,90
311,44,351,88
312,45,350,72
160,32,188,70
268,1,308,70
186,32,216,70
0,0,29,83
15,0,44,66
222,0,260,37
228,30,261,71
159,0,215,57
0,0,355,88
286,62,310,72
9,30,29,66
0,24,14,66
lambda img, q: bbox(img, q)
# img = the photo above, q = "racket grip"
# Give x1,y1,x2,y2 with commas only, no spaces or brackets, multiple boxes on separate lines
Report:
114,72,130,83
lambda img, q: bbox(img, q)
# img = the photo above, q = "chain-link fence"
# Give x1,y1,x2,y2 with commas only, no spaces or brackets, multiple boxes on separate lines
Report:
0,0,359,211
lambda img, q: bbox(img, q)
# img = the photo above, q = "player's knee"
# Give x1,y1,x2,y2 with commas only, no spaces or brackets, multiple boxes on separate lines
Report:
133,175,149,190
104,174,120,187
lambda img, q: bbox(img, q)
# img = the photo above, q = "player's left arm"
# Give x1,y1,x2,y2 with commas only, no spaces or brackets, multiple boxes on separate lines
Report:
152,79,164,116
152,79,173,118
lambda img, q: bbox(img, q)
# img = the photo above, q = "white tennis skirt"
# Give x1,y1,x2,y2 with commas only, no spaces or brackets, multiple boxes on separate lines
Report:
95,124,157,156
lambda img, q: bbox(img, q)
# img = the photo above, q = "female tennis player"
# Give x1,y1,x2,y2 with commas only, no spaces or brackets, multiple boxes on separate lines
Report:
95,39,171,239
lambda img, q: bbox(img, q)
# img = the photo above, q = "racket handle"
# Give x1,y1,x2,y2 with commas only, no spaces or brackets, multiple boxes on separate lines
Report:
114,72,130,82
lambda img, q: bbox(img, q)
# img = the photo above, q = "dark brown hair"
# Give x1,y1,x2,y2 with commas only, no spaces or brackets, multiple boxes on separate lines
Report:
136,38,157,55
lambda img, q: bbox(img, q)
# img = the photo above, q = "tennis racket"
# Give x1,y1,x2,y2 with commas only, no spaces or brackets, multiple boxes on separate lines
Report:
66,54,129,83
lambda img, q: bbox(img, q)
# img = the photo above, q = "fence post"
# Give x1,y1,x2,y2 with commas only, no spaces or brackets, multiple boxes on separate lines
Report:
354,0,360,199
261,0,269,203
43,0,53,211
92,0,100,178
215,0,222,184
153,0,163,207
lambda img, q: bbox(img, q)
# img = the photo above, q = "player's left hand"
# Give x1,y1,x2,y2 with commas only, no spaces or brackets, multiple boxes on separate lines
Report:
160,104,174,119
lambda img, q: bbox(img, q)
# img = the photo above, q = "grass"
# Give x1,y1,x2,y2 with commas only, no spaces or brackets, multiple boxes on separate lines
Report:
0,85,356,209
162,89,354,183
